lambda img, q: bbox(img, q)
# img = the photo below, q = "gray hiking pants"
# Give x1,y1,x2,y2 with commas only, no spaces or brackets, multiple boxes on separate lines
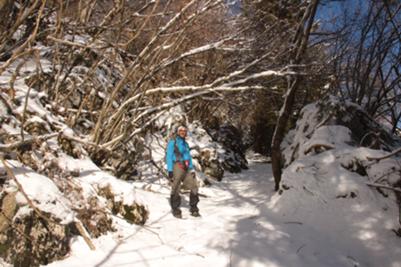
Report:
170,163,199,212
171,163,198,195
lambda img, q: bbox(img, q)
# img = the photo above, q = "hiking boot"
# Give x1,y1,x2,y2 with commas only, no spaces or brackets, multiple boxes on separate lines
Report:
190,210,201,217
170,194,181,210
189,192,199,211
172,209,182,218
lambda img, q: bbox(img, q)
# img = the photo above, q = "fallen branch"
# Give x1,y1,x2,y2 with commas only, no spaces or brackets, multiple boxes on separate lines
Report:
367,147,401,161
74,220,96,250
296,244,306,254
283,221,303,225
21,86,32,142
60,131,105,149
0,133,58,152
366,182,401,193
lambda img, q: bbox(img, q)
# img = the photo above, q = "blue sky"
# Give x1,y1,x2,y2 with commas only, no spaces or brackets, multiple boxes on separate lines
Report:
225,0,242,15
225,0,363,24
316,0,364,29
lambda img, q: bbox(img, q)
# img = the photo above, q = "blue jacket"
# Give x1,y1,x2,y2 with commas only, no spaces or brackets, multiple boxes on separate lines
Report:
166,136,193,172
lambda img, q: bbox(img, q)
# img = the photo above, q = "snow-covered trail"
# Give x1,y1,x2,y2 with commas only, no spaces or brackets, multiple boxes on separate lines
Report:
47,162,401,267
48,163,281,267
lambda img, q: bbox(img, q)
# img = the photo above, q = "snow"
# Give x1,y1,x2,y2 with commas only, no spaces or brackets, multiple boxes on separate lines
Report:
2,161,75,224
57,154,141,206
0,258,11,267
2,65,400,266
280,149,401,267
282,102,321,164
46,160,401,267
303,125,351,153
1,123,20,136
1,38,400,267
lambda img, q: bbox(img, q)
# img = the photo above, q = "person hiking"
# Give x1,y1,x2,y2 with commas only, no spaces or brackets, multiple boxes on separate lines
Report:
166,125,200,218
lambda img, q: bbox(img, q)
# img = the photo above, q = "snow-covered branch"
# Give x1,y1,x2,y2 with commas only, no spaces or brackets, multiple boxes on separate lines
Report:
108,83,268,124
93,0,207,143
103,84,273,147
0,133,58,153
222,70,297,87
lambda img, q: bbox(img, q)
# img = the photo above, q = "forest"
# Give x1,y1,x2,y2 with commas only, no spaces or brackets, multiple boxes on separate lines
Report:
0,0,401,266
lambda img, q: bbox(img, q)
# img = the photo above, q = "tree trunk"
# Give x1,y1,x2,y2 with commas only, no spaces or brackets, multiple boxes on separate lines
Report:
271,79,300,191
271,0,320,191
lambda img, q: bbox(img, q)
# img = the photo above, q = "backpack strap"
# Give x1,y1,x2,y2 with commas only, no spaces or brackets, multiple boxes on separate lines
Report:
173,138,184,163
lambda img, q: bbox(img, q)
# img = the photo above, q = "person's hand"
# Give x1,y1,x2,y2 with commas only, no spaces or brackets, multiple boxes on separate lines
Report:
168,171,173,181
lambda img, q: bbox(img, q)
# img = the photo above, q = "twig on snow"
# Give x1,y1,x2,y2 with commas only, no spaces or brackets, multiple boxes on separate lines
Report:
296,244,306,254
367,147,401,161
366,182,401,193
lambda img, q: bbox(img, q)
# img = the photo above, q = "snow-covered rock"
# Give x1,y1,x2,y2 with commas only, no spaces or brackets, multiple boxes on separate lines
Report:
207,123,248,173
280,96,401,238
283,97,401,166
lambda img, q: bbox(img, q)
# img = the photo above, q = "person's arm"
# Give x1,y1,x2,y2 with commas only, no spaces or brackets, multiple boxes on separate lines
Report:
166,140,175,172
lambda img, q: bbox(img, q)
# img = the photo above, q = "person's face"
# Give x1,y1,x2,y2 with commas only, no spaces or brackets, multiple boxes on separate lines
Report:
178,128,187,138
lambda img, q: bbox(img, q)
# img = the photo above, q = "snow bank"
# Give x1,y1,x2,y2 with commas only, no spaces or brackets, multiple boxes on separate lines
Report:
3,161,75,224
57,154,142,207
276,97,401,266
276,148,401,266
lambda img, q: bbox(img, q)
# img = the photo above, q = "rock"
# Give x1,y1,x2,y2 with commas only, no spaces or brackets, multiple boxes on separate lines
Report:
282,96,401,166
207,124,248,173
108,149,139,181
320,98,400,149
58,134,83,159
197,150,224,181
0,192,17,233
89,139,143,181
24,117,50,136
17,150,39,171
75,196,114,238
120,203,148,225
98,185,148,225
0,210,71,267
